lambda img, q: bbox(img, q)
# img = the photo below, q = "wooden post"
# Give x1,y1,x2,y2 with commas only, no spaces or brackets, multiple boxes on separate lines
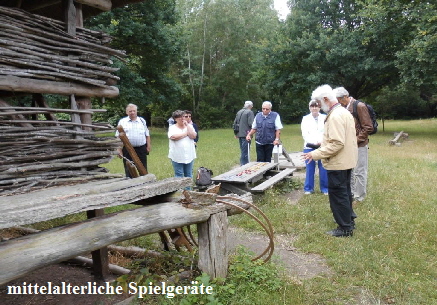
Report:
197,211,228,279
117,125,148,175
86,209,110,280
76,96,92,131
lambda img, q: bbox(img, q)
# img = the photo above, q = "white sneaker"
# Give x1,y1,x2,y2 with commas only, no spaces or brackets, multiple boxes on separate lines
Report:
304,191,312,195
323,193,329,195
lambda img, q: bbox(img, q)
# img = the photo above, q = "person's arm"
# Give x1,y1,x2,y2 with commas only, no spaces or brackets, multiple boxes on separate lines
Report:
356,103,373,143
311,113,346,160
273,114,283,145
246,128,256,141
193,123,199,143
273,129,281,146
146,136,151,152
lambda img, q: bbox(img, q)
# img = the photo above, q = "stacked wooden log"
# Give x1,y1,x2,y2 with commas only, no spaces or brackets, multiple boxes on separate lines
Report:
0,6,125,89
0,125,121,194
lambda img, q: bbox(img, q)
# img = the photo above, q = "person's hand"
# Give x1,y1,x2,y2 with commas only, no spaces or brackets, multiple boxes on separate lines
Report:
246,134,251,141
302,152,313,163
117,148,123,159
273,139,280,146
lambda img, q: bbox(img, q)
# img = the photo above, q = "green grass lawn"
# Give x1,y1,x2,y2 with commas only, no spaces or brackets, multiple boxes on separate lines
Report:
102,119,437,305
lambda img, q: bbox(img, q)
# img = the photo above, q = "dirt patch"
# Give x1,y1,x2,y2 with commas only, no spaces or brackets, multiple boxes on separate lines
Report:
227,227,332,280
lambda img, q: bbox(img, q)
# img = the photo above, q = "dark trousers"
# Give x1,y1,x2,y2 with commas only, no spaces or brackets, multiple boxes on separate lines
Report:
255,143,274,162
122,145,147,178
327,169,356,230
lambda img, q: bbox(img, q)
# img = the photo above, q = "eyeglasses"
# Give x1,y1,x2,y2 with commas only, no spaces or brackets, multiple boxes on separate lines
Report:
262,108,271,110
184,115,191,118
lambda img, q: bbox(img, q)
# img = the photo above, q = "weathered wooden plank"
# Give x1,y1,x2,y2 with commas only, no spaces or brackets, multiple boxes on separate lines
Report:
250,168,296,193
0,202,227,285
211,162,278,184
0,176,192,229
75,0,112,11
197,211,228,279
0,106,106,113
0,76,119,97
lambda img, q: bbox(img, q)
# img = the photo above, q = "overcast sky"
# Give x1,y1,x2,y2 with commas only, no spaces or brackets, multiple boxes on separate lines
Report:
274,0,290,20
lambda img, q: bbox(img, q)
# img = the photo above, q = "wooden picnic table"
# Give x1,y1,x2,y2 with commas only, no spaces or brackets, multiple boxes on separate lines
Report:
211,162,278,184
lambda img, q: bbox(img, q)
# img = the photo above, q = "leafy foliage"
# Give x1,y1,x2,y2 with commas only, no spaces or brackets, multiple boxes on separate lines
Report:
85,1,183,122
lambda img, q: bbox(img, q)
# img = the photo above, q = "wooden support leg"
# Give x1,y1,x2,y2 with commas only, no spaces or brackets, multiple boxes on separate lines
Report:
197,211,228,279
86,209,109,281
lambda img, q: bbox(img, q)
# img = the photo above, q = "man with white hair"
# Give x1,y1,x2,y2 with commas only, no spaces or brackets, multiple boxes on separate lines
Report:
334,87,373,204
303,85,358,237
234,101,255,165
246,101,283,162
116,103,151,177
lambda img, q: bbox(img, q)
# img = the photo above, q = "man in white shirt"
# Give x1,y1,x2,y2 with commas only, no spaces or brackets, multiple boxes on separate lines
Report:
116,103,151,177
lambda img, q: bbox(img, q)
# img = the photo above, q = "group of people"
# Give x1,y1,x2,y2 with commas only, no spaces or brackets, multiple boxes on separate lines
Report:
302,84,373,237
118,84,373,238
116,104,198,180
233,85,373,237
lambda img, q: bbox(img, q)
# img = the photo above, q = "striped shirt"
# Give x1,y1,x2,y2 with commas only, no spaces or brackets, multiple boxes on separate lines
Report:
115,116,150,147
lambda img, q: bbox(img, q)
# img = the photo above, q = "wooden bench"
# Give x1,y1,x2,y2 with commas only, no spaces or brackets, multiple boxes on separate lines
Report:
250,168,296,193
0,176,252,284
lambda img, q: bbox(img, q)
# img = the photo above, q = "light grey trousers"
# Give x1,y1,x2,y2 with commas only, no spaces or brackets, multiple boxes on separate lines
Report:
351,145,368,201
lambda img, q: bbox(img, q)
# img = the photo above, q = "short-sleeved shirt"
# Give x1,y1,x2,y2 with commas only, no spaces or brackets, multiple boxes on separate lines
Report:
167,125,196,164
116,116,150,147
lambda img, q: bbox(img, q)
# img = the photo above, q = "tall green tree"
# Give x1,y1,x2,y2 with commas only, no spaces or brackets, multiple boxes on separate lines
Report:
174,0,281,128
85,0,183,124
260,0,437,121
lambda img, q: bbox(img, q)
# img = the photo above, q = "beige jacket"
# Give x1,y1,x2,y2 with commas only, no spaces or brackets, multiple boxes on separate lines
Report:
311,104,358,170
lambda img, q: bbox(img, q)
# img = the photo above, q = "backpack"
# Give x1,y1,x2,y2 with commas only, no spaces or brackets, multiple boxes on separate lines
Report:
232,109,245,135
352,100,378,135
195,167,213,186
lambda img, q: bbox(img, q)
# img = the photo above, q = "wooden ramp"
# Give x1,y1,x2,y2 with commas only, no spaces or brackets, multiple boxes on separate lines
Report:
251,168,296,193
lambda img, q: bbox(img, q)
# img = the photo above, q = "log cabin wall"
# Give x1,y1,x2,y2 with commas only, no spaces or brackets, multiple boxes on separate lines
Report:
0,1,144,194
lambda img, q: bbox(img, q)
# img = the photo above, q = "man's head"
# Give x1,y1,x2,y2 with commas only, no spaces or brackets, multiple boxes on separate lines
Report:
184,110,193,123
311,85,337,113
244,101,253,109
126,103,138,120
333,87,350,107
261,101,273,116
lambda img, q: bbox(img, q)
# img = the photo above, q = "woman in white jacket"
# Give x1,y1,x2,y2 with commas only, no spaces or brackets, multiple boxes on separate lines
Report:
301,100,328,195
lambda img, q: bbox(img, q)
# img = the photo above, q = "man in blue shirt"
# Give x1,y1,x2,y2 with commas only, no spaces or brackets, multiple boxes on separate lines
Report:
246,101,283,162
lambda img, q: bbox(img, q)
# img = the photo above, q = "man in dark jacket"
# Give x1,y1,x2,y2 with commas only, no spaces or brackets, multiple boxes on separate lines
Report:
334,87,373,204
246,101,283,162
234,101,254,165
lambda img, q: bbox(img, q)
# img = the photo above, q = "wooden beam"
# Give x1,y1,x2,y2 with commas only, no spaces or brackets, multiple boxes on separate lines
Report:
0,176,193,229
87,209,110,280
75,0,112,11
64,0,77,35
117,125,148,176
197,211,228,279
0,76,119,98
0,201,228,285
21,0,60,11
